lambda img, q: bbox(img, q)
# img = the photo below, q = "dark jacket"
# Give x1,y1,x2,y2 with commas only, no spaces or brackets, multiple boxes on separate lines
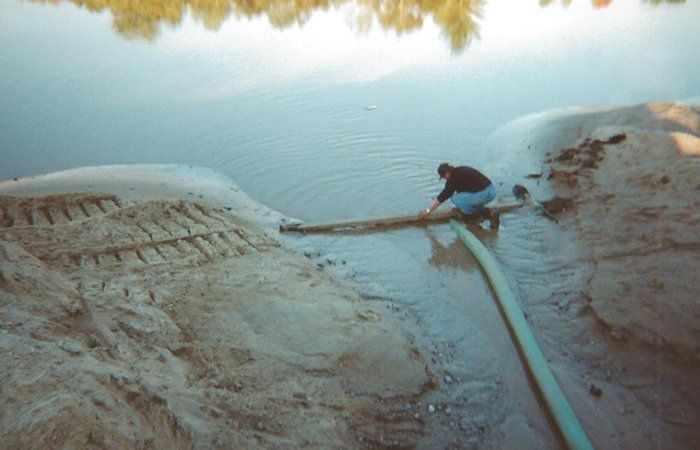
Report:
437,166,491,202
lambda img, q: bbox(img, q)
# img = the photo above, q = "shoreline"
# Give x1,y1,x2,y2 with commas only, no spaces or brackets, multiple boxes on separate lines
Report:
499,101,700,360
2,100,699,448
486,100,700,448
0,167,437,448
0,164,286,232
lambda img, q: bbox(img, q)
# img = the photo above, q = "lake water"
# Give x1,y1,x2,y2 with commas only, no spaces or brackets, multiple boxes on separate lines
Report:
2,0,699,446
2,0,699,215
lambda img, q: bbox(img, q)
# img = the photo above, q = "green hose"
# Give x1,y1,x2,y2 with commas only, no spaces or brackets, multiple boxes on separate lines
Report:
449,220,593,450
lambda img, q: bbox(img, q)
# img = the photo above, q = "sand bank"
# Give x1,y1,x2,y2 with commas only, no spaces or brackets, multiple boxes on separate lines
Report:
542,102,698,360
487,101,699,448
0,166,434,448
0,165,284,230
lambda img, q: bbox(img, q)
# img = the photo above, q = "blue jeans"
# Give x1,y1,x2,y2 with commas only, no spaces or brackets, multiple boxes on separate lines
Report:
451,183,496,214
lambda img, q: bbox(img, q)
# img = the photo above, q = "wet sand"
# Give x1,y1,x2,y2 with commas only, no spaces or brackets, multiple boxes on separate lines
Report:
488,101,700,449
0,167,434,448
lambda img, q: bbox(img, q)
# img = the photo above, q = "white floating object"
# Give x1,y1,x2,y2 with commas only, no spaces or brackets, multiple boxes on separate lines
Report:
365,105,377,111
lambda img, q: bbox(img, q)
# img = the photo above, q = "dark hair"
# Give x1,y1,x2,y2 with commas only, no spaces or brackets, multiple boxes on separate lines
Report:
437,163,454,178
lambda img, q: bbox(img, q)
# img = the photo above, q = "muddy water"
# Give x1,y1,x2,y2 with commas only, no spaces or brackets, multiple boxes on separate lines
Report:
2,0,700,447
283,218,566,447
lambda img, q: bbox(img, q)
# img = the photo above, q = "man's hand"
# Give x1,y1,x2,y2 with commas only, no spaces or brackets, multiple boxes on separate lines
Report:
420,200,440,219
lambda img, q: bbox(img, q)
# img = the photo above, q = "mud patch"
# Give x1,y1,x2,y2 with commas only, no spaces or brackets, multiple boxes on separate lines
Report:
539,196,575,215
546,133,626,183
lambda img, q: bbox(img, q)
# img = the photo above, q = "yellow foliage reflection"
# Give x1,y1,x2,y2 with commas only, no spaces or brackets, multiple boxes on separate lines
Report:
32,0,484,52
351,1,484,52
31,0,685,51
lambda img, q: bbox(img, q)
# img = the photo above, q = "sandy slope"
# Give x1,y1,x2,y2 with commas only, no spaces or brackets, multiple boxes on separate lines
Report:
542,102,700,361
0,192,433,448
487,101,700,449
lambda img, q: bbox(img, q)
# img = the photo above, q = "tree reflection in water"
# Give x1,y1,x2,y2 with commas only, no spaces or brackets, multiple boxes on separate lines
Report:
30,0,685,52
32,0,485,53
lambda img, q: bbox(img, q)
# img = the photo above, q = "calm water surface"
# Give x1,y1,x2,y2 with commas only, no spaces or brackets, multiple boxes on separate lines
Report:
1,0,697,307
2,1,700,444
2,0,699,218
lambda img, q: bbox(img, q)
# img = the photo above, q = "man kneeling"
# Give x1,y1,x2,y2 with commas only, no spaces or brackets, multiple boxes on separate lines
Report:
419,163,498,227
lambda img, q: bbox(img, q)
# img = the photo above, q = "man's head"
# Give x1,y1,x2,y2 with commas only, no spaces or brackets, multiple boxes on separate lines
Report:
437,163,454,180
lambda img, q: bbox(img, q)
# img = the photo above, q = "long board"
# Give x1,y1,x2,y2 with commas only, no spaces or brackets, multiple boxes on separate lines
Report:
279,200,522,234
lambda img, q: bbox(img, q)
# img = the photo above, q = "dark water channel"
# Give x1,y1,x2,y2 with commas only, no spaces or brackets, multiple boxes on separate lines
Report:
2,0,700,447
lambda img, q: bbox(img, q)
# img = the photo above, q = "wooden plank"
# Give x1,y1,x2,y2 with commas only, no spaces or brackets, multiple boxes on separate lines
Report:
280,201,523,234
